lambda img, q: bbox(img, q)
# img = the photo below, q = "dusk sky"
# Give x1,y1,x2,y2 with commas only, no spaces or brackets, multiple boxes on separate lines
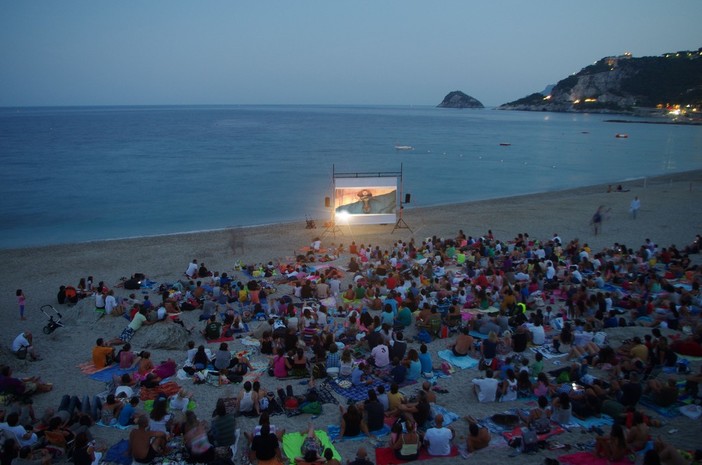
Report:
1,1,700,107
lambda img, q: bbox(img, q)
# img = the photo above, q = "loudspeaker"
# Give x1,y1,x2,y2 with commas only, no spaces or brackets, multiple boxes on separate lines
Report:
324,197,331,208
404,193,411,204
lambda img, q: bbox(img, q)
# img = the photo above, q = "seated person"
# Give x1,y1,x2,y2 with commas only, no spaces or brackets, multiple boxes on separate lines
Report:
423,414,454,456
450,327,475,357
645,378,679,407
92,338,115,369
465,416,490,452
237,381,260,416
202,315,222,340
250,424,282,465
338,404,370,439
12,331,41,361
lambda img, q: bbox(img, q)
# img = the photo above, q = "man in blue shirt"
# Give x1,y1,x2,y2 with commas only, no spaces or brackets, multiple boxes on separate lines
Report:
118,397,140,426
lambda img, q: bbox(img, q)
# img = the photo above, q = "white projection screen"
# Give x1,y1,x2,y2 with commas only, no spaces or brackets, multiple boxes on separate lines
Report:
334,177,398,225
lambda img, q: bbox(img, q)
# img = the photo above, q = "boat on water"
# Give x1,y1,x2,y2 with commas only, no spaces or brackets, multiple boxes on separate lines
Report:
394,145,414,151
499,143,511,146
615,133,629,138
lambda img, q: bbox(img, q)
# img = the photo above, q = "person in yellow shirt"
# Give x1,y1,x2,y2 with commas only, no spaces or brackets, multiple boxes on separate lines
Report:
92,338,115,369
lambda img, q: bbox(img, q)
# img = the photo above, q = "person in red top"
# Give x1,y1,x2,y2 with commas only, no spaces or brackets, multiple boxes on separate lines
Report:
386,273,397,290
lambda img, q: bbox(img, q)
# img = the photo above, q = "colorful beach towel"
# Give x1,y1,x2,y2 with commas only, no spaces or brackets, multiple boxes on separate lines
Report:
281,431,340,465
328,376,390,402
559,451,632,465
374,446,459,465
102,439,131,465
437,350,479,369
139,381,181,401
88,364,137,383
571,414,614,429
327,424,390,442
530,345,567,360
638,396,681,418
502,425,565,442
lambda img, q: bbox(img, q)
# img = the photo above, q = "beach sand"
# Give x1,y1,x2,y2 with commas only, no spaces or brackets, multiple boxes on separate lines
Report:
2,170,701,464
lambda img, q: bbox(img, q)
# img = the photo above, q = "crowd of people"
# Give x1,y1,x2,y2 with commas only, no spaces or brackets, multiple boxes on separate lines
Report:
2,228,702,465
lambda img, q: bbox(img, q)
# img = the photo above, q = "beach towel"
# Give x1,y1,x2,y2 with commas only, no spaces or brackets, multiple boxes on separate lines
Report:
469,330,490,339
88,364,137,383
530,346,567,360
502,425,565,442
315,382,341,405
281,431,340,465
327,424,390,442
101,439,131,465
206,335,235,344
328,376,390,402
139,381,181,401
437,350,479,370
559,451,632,465
429,404,460,427
142,398,196,413
478,410,521,434
77,361,110,375
374,446,459,465
638,396,681,418
570,414,614,429
96,420,134,430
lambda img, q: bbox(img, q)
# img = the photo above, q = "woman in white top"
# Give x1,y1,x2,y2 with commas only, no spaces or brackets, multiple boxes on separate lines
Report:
237,381,259,416
500,368,518,402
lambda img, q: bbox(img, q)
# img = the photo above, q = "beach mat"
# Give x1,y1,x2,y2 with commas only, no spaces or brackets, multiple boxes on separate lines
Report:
469,330,490,339
571,414,614,429
206,335,235,344
139,381,181,401
559,451,633,465
638,396,681,418
281,431,340,465
327,424,390,442
101,439,131,465
530,346,567,360
375,446,459,465
502,425,565,442
328,376,391,402
437,350,479,369
88,364,137,383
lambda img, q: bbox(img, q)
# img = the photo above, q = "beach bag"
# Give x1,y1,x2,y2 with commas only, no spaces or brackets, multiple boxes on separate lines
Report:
300,401,322,415
284,397,299,410
521,428,538,453
593,332,607,346
533,415,551,435
439,325,449,339
417,330,432,344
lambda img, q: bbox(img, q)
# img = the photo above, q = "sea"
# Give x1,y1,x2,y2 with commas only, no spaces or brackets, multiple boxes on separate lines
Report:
1,105,701,250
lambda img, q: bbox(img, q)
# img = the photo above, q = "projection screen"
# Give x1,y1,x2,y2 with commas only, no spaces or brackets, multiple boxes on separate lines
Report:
334,177,398,225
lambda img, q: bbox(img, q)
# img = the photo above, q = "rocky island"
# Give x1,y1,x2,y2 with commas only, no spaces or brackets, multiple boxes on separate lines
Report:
437,90,484,108
499,49,702,116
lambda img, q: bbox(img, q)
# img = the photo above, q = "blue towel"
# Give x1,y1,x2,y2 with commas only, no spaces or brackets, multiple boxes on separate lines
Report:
327,424,390,441
103,439,131,465
469,330,490,339
437,350,479,369
88,365,137,383
570,414,614,428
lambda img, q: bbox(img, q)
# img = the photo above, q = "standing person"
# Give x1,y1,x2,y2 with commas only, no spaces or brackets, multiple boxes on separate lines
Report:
16,289,26,321
591,206,604,235
630,196,641,219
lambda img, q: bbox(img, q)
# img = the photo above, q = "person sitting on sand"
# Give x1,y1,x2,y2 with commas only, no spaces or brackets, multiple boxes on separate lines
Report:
464,415,490,453
391,419,420,460
249,424,283,465
424,414,454,457
0,366,52,396
12,331,42,361
338,404,370,439
202,314,222,341
129,414,169,465
346,447,374,465
450,327,475,357
91,338,115,369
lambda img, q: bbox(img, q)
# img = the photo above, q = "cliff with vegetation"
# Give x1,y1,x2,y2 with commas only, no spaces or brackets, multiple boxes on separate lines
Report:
437,91,484,108
499,49,702,114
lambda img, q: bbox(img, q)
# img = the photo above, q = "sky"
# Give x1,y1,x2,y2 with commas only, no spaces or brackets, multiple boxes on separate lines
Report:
1,1,700,107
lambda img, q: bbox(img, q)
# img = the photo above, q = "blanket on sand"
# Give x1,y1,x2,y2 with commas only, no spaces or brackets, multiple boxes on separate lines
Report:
558,451,633,465
281,431,340,465
139,381,181,401
374,446,458,465
327,424,390,442
437,350,479,369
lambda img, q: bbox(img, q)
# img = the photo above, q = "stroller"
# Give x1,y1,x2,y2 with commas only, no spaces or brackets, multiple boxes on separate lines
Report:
41,305,64,334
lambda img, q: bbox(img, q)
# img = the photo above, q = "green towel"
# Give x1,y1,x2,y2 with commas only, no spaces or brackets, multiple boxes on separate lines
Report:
281,430,341,465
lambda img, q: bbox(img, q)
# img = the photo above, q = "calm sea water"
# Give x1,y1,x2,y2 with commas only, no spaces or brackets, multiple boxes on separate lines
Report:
1,105,701,249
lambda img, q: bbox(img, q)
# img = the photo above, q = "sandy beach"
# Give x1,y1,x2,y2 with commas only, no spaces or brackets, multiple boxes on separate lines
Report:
2,169,702,465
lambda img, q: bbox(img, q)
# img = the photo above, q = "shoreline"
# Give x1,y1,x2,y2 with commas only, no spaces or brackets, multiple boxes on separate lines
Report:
3,169,701,253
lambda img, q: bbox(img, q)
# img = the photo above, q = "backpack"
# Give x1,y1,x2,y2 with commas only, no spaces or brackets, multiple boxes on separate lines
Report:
417,330,432,344
521,428,538,453
300,401,322,415
533,415,551,435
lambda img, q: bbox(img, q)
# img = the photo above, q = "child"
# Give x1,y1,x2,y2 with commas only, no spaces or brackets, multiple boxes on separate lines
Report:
340,349,354,377
17,289,26,321
418,344,433,376
531,352,544,376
